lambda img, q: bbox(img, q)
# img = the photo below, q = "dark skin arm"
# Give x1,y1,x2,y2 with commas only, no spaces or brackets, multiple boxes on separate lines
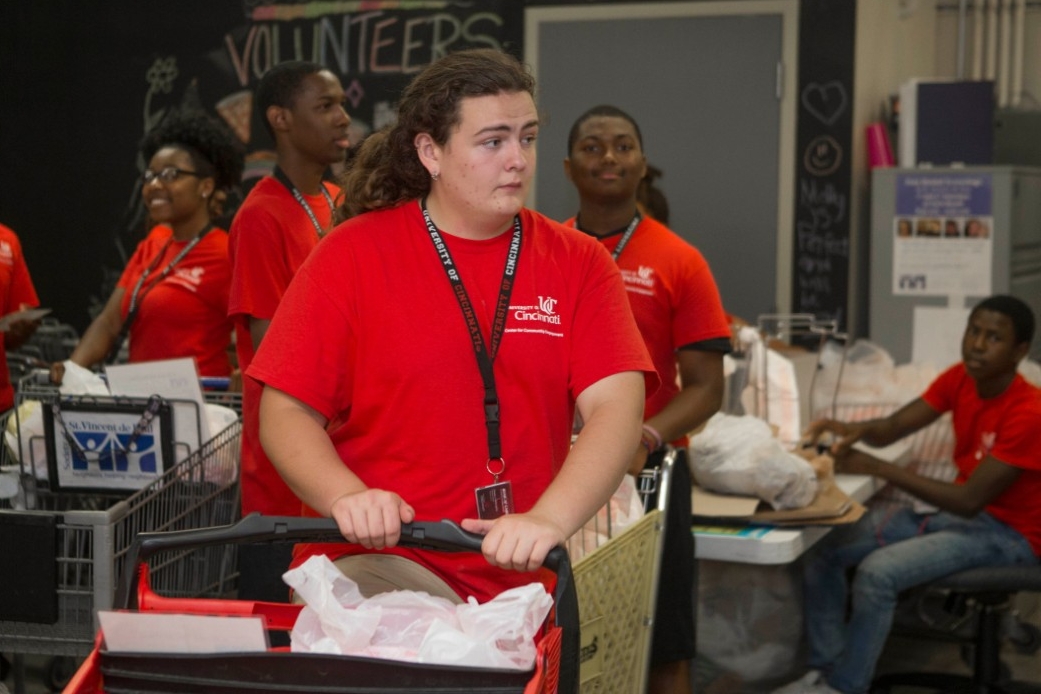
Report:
249,317,270,351
805,398,1021,517
804,398,941,451
839,449,1021,518
629,349,724,476
4,315,40,351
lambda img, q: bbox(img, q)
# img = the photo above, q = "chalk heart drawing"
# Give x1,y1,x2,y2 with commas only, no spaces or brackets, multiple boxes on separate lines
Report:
802,81,848,126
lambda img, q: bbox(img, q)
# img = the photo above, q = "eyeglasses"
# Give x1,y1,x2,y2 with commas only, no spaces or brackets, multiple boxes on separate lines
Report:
141,167,201,185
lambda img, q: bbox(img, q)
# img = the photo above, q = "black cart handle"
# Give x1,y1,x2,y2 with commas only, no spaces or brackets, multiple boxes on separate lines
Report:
118,514,570,606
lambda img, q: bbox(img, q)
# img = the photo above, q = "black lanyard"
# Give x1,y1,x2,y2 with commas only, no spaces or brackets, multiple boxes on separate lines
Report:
576,211,642,261
610,212,642,261
420,199,522,467
273,166,335,238
126,227,210,318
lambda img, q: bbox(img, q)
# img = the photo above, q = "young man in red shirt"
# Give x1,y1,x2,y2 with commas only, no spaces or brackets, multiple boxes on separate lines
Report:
228,60,351,600
777,294,1041,694
563,105,732,694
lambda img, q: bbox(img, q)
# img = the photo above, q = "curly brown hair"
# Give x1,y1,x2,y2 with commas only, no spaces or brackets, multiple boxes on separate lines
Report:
336,48,535,222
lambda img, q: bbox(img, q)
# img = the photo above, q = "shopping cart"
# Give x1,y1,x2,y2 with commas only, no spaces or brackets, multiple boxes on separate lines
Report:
564,446,676,693
0,371,242,692
64,515,580,694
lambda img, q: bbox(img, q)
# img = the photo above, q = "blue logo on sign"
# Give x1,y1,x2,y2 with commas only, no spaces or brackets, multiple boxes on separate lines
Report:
69,432,157,473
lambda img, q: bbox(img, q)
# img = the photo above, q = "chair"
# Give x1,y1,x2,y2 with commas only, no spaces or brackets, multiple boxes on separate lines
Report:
871,564,1041,694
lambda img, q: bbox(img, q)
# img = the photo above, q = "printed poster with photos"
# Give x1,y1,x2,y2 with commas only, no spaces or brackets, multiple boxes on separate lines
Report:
892,172,993,296
44,400,174,493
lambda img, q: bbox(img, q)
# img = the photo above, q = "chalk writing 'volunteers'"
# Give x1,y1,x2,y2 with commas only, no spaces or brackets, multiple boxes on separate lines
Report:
225,11,504,86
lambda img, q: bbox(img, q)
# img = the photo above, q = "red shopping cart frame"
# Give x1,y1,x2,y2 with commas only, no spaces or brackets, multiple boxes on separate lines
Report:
65,515,577,694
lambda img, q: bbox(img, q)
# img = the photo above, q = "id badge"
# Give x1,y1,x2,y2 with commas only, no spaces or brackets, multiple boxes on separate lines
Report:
475,480,514,520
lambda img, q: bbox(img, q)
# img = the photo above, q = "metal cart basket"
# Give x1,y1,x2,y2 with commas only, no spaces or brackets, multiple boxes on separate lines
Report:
0,372,242,677
64,516,579,694
564,446,676,693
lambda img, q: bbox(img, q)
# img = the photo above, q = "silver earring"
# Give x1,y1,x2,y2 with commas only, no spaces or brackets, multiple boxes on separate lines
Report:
431,171,440,182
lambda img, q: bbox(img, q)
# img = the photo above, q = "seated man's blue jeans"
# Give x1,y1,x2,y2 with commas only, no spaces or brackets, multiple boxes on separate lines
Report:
803,504,1038,694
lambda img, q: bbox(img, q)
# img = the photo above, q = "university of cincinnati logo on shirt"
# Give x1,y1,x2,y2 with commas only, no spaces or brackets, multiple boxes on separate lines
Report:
0,241,13,266
619,265,656,295
975,431,997,461
511,295,561,325
168,266,205,292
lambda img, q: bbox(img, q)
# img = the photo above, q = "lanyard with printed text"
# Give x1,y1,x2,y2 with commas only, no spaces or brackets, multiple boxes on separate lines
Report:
420,199,521,518
609,211,642,261
126,227,210,318
273,166,335,238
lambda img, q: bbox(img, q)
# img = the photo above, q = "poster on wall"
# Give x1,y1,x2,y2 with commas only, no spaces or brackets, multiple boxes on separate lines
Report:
892,172,993,297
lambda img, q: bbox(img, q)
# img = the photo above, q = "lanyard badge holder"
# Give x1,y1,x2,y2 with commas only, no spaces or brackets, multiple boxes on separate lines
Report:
475,413,513,520
421,200,521,520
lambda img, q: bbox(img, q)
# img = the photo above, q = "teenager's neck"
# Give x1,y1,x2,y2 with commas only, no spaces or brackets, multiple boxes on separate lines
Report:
974,369,1017,399
576,199,640,237
276,149,329,196
423,194,514,241
170,212,212,242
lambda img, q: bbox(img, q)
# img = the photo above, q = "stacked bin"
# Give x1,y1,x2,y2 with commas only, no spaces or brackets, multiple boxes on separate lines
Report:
0,371,242,689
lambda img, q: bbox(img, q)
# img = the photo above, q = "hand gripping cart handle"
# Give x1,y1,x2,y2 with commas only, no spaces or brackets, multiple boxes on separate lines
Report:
69,514,580,694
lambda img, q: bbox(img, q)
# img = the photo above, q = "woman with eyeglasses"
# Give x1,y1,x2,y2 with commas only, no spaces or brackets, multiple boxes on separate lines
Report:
50,111,243,384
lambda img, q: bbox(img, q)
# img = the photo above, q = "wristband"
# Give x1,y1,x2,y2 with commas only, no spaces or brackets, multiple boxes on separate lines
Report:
641,423,663,452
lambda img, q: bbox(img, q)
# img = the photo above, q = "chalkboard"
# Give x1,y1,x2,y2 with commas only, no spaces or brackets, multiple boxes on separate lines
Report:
791,0,855,329
0,1,521,334
2,0,859,336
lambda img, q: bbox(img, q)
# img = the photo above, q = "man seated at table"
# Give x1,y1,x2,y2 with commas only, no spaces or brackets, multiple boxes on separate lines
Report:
774,294,1041,694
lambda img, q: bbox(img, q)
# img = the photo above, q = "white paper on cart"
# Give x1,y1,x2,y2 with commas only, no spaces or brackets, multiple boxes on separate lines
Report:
98,610,268,653
105,358,210,461
283,554,552,670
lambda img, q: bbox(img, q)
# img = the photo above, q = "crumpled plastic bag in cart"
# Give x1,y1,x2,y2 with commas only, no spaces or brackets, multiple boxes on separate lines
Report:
690,412,818,510
59,361,112,396
283,554,553,670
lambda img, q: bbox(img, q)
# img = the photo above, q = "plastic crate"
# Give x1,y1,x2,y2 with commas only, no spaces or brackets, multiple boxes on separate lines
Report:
0,407,241,659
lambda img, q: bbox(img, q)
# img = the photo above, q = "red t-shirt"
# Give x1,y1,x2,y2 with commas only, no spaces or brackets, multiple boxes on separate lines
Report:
116,225,232,377
248,202,655,601
565,215,731,421
228,175,339,515
0,224,40,411
922,364,1041,555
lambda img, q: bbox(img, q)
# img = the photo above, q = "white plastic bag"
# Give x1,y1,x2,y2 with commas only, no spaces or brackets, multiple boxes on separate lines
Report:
283,554,552,670
58,361,110,396
5,399,47,479
738,326,803,445
690,413,818,510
